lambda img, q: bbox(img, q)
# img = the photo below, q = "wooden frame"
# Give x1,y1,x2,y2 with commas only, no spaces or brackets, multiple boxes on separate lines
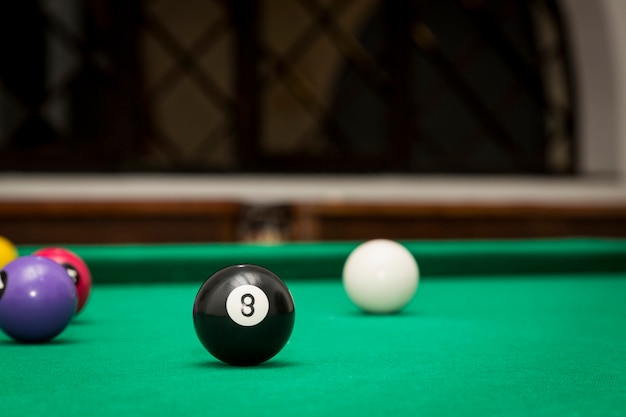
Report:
2,199,625,244
291,202,626,240
0,201,242,244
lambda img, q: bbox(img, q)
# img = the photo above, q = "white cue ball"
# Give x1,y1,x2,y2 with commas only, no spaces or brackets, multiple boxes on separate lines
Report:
342,239,419,314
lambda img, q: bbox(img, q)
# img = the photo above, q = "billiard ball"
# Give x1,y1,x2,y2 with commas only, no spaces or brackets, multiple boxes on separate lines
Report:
34,247,92,314
193,264,295,366
0,256,77,343
0,236,18,268
343,239,419,314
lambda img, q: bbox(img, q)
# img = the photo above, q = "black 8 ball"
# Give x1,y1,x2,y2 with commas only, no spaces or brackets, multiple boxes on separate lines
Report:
193,264,295,366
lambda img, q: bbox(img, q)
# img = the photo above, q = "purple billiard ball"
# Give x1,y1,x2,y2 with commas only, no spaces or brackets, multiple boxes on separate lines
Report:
0,256,77,343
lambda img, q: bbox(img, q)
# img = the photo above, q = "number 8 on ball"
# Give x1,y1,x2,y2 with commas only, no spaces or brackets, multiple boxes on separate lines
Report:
225,284,269,326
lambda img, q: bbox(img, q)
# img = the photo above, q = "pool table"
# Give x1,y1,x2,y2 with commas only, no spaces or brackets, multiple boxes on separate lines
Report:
4,239,626,417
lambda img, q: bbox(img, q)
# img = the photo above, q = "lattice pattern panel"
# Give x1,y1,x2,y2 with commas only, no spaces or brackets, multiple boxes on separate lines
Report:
0,0,574,174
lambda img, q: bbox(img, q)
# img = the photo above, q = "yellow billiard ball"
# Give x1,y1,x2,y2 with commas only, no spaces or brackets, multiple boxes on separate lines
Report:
0,236,18,269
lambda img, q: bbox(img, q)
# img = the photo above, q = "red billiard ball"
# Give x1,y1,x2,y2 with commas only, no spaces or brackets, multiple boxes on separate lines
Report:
193,264,295,366
34,247,92,314
0,256,77,342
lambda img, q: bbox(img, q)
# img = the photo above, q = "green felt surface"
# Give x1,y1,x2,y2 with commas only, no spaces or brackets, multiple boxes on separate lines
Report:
3,240,626,416
2,276,626,416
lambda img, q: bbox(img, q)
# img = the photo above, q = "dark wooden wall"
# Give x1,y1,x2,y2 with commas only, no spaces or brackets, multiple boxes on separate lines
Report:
0,201,241,244
1,200,625,244
291,203,626,240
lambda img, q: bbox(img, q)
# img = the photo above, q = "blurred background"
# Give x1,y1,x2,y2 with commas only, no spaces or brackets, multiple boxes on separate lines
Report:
0,0,625,244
